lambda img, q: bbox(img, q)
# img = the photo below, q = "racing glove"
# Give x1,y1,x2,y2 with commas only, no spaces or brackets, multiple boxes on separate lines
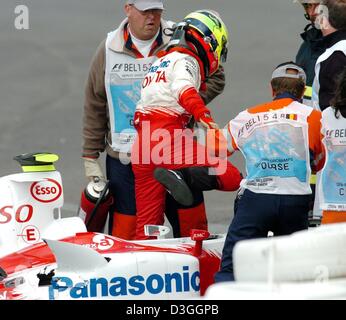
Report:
206,128,231,158
83,157,105,182
199,113,219,130
178,87,219,129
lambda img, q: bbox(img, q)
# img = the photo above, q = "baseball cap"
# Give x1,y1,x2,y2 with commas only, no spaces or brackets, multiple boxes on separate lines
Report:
271,62,307,82
126,0,164,11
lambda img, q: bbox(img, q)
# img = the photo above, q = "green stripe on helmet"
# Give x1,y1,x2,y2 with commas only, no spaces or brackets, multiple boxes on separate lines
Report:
184,10,229,62
184,17,218,51
185,11,222,34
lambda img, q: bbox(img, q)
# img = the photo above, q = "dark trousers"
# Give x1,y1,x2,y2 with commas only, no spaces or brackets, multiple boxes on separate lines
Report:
214,189,309,282
106,155,136,216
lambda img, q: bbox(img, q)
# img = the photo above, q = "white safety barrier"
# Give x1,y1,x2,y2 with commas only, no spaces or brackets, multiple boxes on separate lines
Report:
234,223,346,282
204,279,346,300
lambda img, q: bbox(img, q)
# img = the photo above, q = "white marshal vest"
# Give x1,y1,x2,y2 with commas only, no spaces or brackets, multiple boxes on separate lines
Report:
319,107,346,211
312,40,346,111
229,101,313,194
105,31,158,153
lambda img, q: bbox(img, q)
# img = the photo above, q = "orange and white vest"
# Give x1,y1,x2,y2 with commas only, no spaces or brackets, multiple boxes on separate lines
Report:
227,100,316,195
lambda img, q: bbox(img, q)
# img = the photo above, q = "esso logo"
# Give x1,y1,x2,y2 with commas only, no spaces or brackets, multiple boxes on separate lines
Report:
0,204,33,224
19,225,40,244
30,179,62,203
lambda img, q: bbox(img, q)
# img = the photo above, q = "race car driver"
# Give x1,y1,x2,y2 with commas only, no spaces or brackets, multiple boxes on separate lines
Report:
131,10,242,240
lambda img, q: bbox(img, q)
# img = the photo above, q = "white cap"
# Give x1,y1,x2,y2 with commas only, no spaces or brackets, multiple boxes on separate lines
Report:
297,0,321,4
126,0,164,11
271,63,306,82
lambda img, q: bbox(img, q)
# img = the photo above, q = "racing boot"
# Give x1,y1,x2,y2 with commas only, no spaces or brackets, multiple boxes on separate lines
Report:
179,166,219,191
154,168,194,206
154,166,219,206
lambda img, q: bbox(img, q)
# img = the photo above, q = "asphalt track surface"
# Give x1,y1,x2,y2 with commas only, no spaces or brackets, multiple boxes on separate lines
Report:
0,0,306,234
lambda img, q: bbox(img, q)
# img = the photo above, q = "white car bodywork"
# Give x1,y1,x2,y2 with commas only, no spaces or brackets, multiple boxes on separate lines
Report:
0,169,86,257
0,157,225,300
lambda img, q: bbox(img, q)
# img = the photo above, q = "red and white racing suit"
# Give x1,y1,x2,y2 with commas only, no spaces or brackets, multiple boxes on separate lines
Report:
131,48,241,239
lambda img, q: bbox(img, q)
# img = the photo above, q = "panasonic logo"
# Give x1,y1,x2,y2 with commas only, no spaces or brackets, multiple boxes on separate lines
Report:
49,266,200,299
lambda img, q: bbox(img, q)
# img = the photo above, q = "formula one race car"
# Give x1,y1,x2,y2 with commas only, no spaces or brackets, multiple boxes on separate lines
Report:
0,153,224,300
